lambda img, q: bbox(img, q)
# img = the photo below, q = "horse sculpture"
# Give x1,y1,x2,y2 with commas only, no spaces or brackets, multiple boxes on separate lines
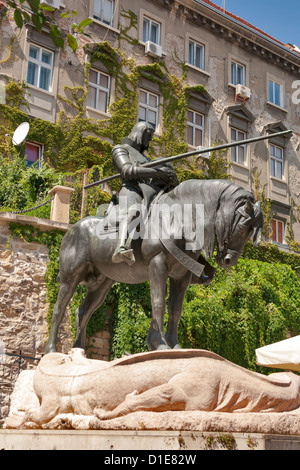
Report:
45,179,263,354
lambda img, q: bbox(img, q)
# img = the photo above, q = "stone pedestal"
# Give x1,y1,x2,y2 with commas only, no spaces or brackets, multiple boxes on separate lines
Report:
49,186,75,224
1,429,300,450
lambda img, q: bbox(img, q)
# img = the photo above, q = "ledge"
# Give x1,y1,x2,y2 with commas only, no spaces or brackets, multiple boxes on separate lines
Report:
0,212,71,232
270,176,288,186
89,17,120,35
0,429,300,450
266,101,288,113
185,62,211,77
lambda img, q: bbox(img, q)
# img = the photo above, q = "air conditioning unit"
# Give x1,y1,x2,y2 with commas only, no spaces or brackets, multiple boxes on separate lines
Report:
40,0,61,9
145,41,162,58
236,84,251,99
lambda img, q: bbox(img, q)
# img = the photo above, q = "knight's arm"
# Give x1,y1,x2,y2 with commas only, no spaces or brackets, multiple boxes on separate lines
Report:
112,146,171,181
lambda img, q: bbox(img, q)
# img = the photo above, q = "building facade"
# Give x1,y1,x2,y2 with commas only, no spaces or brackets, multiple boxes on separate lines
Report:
1,0,300,247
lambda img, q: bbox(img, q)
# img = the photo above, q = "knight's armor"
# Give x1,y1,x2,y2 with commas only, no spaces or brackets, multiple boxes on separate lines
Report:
111,134,178,265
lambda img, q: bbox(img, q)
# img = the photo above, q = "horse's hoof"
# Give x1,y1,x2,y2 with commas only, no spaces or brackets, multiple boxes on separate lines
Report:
157,344,170,350
45,344,57,354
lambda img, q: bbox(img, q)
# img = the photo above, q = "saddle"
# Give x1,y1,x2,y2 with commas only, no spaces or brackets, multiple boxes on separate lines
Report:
96,191,214,283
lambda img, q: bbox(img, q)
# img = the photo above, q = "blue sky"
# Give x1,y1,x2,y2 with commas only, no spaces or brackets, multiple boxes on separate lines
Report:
214,0,299,46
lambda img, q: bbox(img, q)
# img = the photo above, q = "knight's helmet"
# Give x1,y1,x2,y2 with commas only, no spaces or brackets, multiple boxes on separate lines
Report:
127,122,155,152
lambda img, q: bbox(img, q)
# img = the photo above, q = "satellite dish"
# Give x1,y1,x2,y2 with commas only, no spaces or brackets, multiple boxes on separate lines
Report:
12,122,30,146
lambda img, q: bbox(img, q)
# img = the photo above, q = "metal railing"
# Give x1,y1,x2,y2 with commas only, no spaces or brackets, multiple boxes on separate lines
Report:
10,196,54,214
0,350,41,424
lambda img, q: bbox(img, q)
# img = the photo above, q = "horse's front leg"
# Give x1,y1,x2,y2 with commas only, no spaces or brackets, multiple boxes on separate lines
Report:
147,252,169,351
166,273,192,349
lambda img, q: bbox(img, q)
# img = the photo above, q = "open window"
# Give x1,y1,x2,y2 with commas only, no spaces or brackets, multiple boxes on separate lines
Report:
25,142,43,168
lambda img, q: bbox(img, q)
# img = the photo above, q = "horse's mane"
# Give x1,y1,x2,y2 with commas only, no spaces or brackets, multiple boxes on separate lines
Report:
170,179,252,204
163,179,253,258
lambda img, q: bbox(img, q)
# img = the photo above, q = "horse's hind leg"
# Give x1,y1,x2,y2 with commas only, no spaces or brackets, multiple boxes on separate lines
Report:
45,276,83,354
73,277,115,350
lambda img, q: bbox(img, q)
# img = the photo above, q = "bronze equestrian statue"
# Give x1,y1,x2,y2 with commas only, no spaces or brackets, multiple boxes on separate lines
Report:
45,123,264,353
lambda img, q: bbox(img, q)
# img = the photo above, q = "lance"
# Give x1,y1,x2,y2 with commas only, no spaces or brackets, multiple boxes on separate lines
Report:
84,129,293,189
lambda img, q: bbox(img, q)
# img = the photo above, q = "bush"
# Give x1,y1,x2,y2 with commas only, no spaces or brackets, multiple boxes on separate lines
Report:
107,259,300,372
178,259,300,371
0,154,61,216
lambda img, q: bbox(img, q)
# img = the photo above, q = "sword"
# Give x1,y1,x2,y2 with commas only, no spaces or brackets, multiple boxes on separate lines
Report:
84,129,293,189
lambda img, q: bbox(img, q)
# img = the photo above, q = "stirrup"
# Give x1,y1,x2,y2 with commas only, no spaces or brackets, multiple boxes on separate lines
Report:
112,247,135,265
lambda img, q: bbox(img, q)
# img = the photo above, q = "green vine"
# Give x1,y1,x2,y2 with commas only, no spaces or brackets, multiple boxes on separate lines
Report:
3,8,300,366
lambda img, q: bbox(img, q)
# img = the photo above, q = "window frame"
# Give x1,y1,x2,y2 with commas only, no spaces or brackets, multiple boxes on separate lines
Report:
231,127,247,166
227,54,249,89
188,39,205,71
138,89,160,131
186,109,205,148
269,79,284,108
142,15,161,45
25,141,43,168
87,68,111,114
26,44,54,92
231,60,246,86
270,143,284,180
272,218,285,245
139,10,165,51
92,0,115,27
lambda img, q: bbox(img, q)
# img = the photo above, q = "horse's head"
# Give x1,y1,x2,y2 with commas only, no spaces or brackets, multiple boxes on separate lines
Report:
216,197,263,268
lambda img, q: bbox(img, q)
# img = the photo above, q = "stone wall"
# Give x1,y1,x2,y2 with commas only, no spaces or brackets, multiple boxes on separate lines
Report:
0,211,112,360
0,214,72,356
86,329,111,362
0,210,113,423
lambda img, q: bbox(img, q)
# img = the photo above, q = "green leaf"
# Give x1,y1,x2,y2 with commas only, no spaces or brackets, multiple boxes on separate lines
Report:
39,4,55,11
49,26,64,49
28,0,40,12
31,14,43,32
22,11,31,22
14,9,23,28
60,12,72,18
79,18,93,28
67,34,78,53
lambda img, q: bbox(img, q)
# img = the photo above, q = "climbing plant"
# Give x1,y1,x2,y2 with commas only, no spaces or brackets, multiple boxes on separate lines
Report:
178,259,300,373
3,7,300,371
108,258,300,372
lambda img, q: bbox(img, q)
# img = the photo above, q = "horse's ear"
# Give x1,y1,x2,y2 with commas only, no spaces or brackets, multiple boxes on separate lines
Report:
237,198,254,221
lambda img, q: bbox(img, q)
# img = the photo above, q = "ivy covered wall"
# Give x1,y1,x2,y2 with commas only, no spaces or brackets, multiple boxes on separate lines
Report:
1,8,300,371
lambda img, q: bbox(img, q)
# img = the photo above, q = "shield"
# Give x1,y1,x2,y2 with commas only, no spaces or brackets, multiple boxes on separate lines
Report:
256,336,300,372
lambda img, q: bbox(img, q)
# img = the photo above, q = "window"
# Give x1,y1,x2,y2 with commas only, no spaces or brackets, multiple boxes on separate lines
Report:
231,61,246,86
187,110,204,147
138,90,159,130
87,69,110,113
25,142,42,167
272,219,285,244
93,0,114,26
143,16,161,44
27,45,54,91
231,128,247,165
270,143,284,179
269,80,283,107
188,40,205,70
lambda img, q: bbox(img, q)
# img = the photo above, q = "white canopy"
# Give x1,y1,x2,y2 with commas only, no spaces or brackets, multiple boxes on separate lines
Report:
255,336,300,372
